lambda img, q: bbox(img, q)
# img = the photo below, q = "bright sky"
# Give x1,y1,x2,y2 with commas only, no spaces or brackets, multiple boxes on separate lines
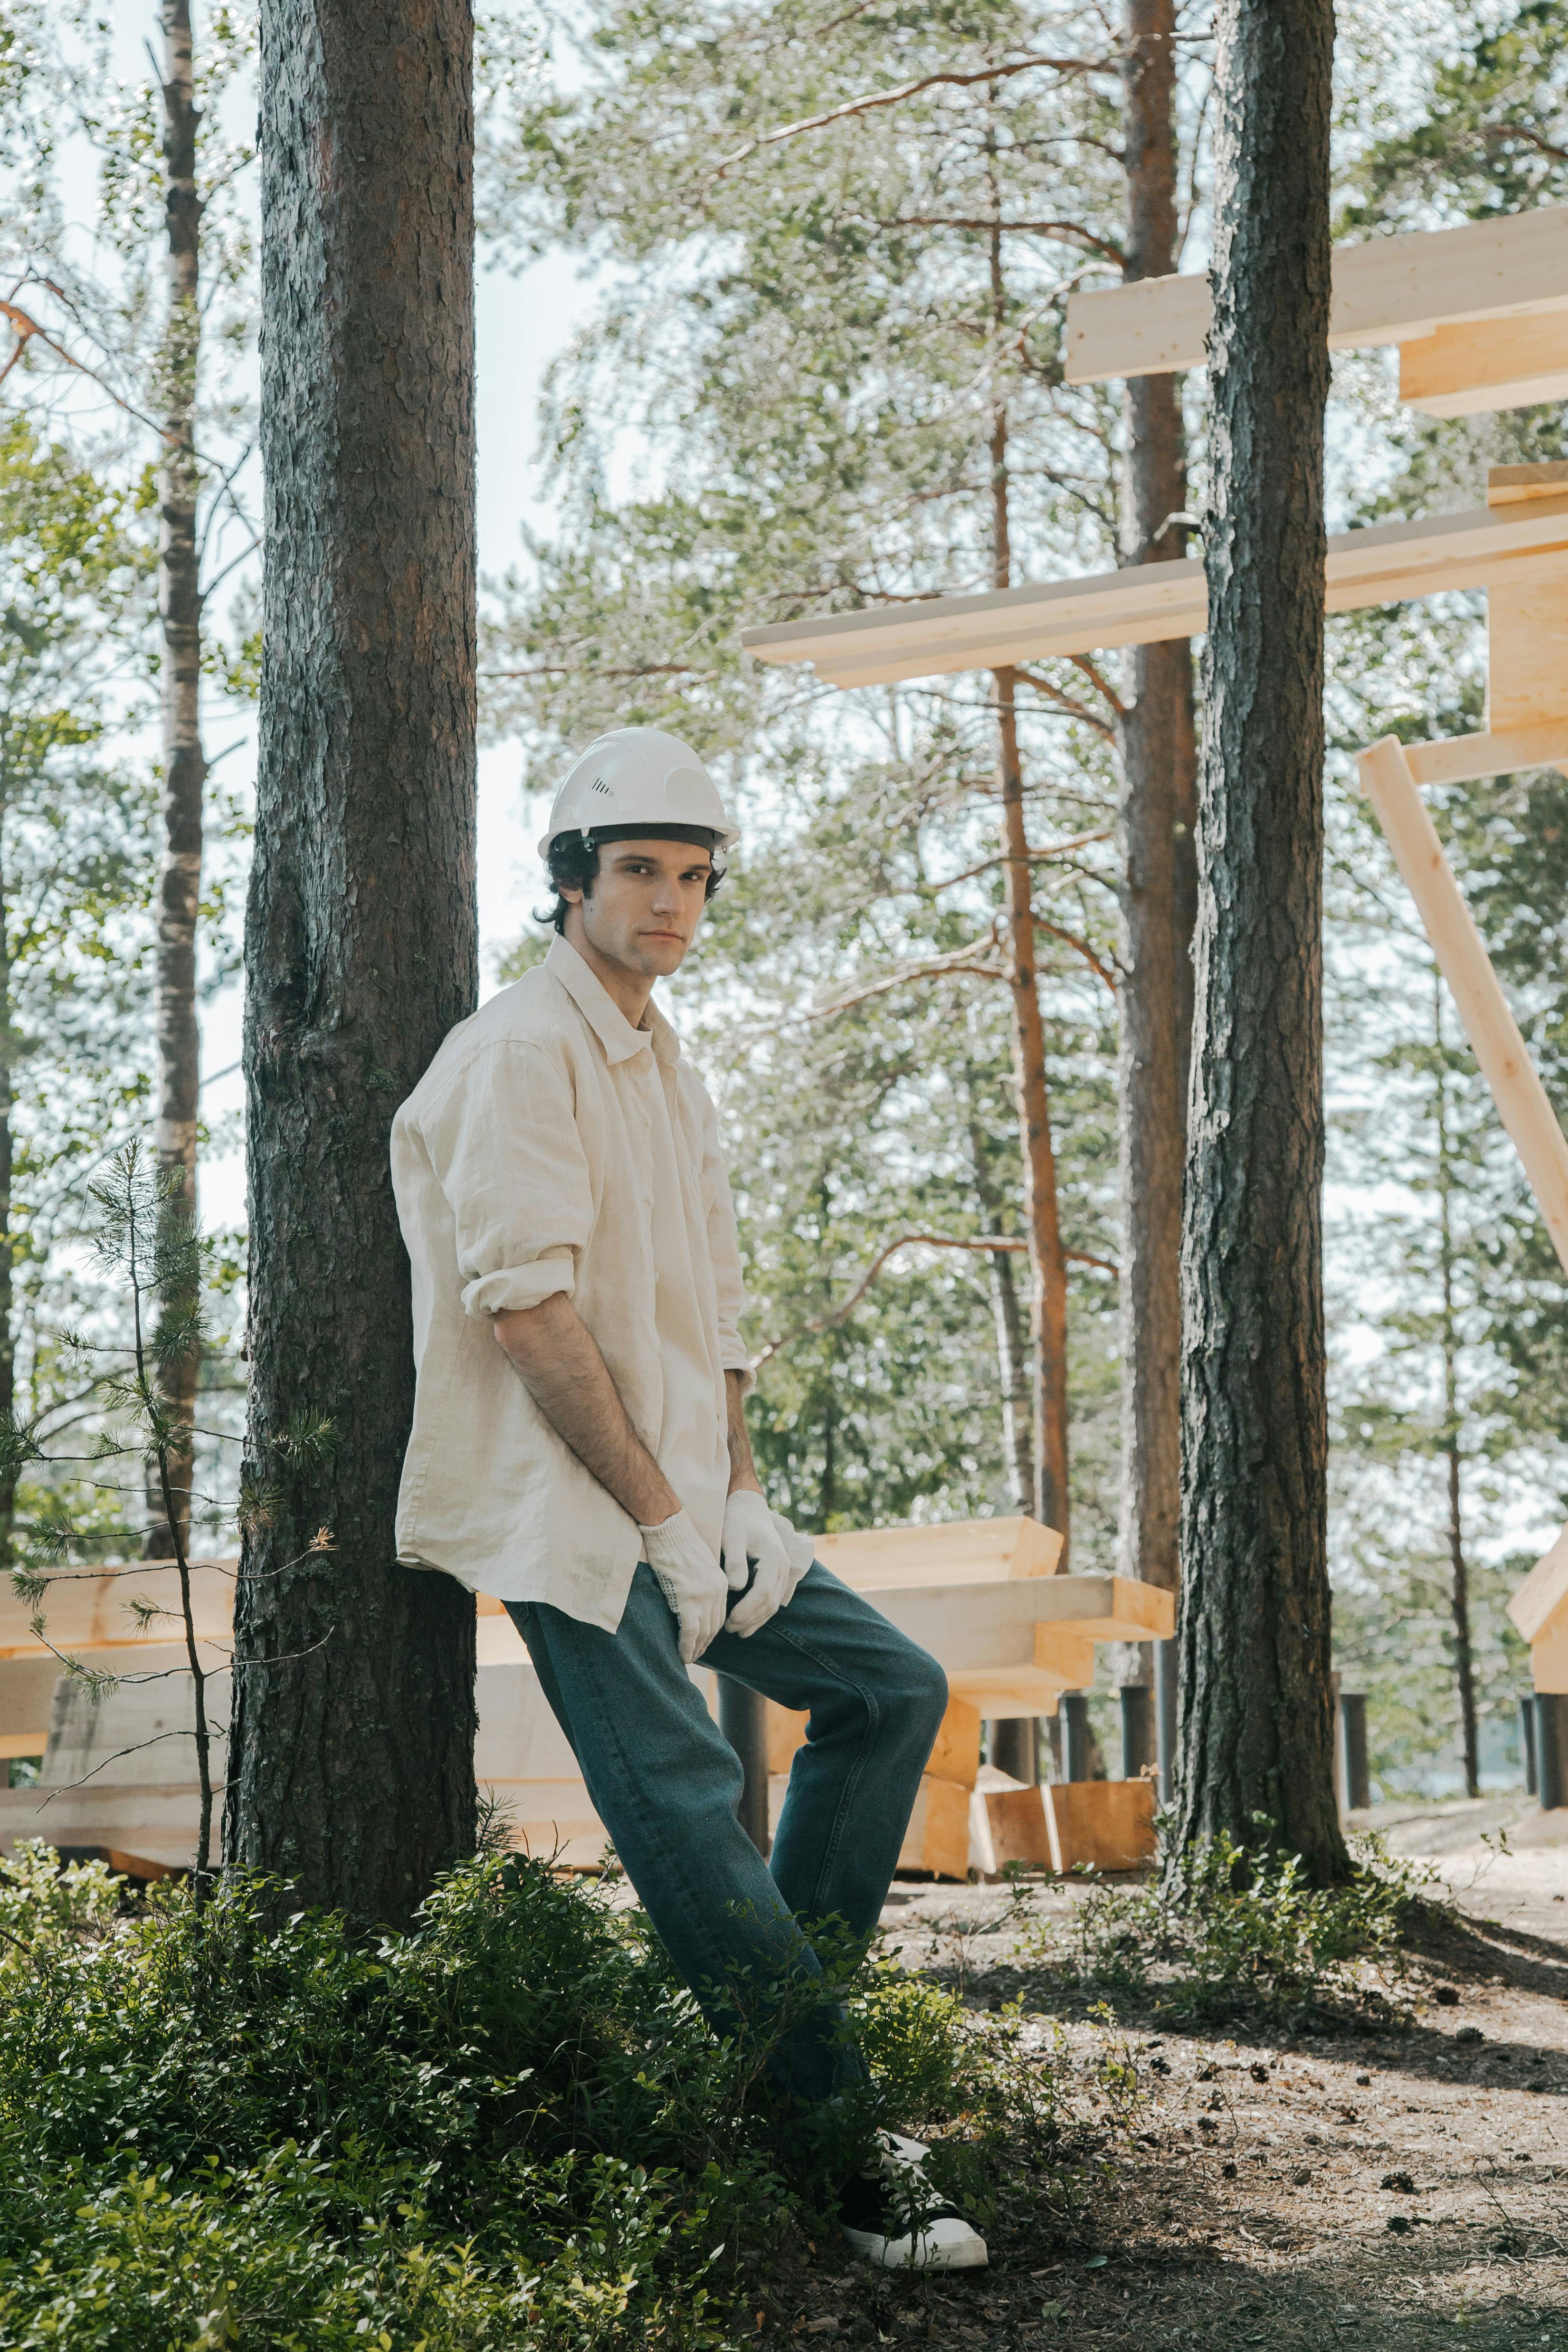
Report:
191,236,592,1224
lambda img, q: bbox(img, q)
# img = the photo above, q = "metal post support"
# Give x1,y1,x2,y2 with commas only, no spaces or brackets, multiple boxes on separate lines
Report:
986,1717,1039,1786
1337,1692,1371,1814
1061,1692,1093,1783
717,1676,770,1854
1154,1637,1178,1807
1535,1693,1568,1812
1120,1684,1154,1780
1520,1695,1539,1797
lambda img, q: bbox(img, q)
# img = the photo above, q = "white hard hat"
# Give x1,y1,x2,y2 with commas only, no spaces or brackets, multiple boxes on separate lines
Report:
537,727,740,860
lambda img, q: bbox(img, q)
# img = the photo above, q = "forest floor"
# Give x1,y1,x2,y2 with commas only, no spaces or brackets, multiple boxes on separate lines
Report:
754,1807,1568,2352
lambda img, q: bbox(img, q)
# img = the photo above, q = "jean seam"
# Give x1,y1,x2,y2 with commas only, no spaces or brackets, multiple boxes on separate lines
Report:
547,1609,790,2000
770,1621,883,1920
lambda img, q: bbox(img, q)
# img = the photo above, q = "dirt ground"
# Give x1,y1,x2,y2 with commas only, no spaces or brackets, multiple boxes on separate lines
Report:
757,1802,1568,2351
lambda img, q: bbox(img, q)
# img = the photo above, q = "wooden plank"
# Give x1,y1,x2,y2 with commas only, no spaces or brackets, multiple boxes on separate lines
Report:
0,1656,60,1753
0,1782,207,1871
1530,1616,1568,1696
1064,204,1568,385
928,1696,981,1788
1508,1523,1568,1645
740,499,1568,686
1043,1780,1157,1872
896,1773,970,1880
1359,736,1568,1278
1403,312,1568,417
476,1611,529,1666
948,1670,1063,1714
1488,570,1568,732
1405,721,1568,788
815,1514,1063,1590
866,1578,1097,1677
1027,1574,1175,1641
0,1559,238,1657
984,1784,1054,1869
1490,459,1568,505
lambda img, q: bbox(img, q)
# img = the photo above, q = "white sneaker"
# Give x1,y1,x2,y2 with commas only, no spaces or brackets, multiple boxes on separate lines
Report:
837,2130,989,2271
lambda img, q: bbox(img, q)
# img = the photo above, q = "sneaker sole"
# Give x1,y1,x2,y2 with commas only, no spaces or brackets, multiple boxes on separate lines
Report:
840,2224,989,2272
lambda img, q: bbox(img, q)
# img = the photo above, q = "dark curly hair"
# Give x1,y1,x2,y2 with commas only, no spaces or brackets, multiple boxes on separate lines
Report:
541,822,726,935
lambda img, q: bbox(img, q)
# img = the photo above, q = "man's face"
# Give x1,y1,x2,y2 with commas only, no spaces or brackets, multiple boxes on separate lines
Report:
561,837,714,980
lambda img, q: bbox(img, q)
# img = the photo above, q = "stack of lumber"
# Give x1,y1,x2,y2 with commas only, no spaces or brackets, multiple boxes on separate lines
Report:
0,1520,1174,1883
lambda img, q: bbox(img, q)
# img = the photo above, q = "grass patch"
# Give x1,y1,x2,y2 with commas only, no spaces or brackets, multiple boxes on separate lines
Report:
1020,1821,1444,2032
0,1843,1111,2347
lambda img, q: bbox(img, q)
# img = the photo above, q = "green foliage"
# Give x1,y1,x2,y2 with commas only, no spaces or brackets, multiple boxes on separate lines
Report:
0,1846,1087,2347
1024,1824,1440,2031
480,0,1134,1543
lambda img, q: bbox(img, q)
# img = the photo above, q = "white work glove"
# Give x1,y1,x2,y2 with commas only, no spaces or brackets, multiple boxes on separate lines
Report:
722,1489,816,1638
640,1508,729,1663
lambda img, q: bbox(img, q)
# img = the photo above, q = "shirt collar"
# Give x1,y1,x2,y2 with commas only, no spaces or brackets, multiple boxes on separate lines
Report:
546,934,681,1070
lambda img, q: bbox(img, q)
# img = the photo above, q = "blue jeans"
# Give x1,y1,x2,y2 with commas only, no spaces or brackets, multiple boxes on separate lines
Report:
506,1562,948,2106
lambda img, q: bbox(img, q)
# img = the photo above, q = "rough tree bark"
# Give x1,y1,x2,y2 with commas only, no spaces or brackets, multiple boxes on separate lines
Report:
1174,0,1348,1881
146,0,206,1561
226,0,479,1923
1115,0,1197,1643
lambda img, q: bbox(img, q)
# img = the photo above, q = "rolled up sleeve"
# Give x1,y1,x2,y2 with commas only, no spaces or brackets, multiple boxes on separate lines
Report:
698,1086,754,1391
419,1041,593,1319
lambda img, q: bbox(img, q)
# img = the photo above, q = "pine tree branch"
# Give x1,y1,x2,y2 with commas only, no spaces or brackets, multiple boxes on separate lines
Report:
789,926,1007,1022
755,1229,1117,1364
710,54,1111,181
884,216,1127,266
1034,916,1118,995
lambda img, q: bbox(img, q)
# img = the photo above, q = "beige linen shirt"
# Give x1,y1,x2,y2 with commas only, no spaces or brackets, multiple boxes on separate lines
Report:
391,934,751,1628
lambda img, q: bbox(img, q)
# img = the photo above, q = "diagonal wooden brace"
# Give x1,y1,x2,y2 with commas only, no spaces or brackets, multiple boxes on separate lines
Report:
1358,734,1568,1277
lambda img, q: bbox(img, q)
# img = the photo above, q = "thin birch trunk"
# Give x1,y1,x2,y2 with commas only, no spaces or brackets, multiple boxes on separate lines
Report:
146,0,206,1560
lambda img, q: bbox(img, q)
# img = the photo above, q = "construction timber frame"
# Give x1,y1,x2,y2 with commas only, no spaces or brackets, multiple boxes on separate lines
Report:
739,206,1568,1268
741,202,1568,1729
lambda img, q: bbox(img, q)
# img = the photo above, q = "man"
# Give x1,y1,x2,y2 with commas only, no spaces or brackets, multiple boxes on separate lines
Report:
392,726,984,2271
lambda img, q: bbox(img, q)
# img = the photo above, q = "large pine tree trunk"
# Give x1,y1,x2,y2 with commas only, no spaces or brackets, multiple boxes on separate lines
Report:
1115,0,1197,1628
227,0,479,1923
1174,0,1347,1882
146,0,206,1561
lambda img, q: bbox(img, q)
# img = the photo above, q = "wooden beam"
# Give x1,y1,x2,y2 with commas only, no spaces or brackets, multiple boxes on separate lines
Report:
1402,312,1568,417
1064,204,1568,385
0,1560,238,1657
1358,735,1568,1278
741,497,1568,686
815,1514,1063,1589
1405,721,1568,788
1490,460,1568,505
1509,1523,1568,1645
1488,569,1568,733
1026,1572,1175,1641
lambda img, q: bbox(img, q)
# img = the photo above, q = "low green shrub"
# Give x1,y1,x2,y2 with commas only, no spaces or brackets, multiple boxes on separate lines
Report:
1025,1819,1440,2029
0,1844,1092,2347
